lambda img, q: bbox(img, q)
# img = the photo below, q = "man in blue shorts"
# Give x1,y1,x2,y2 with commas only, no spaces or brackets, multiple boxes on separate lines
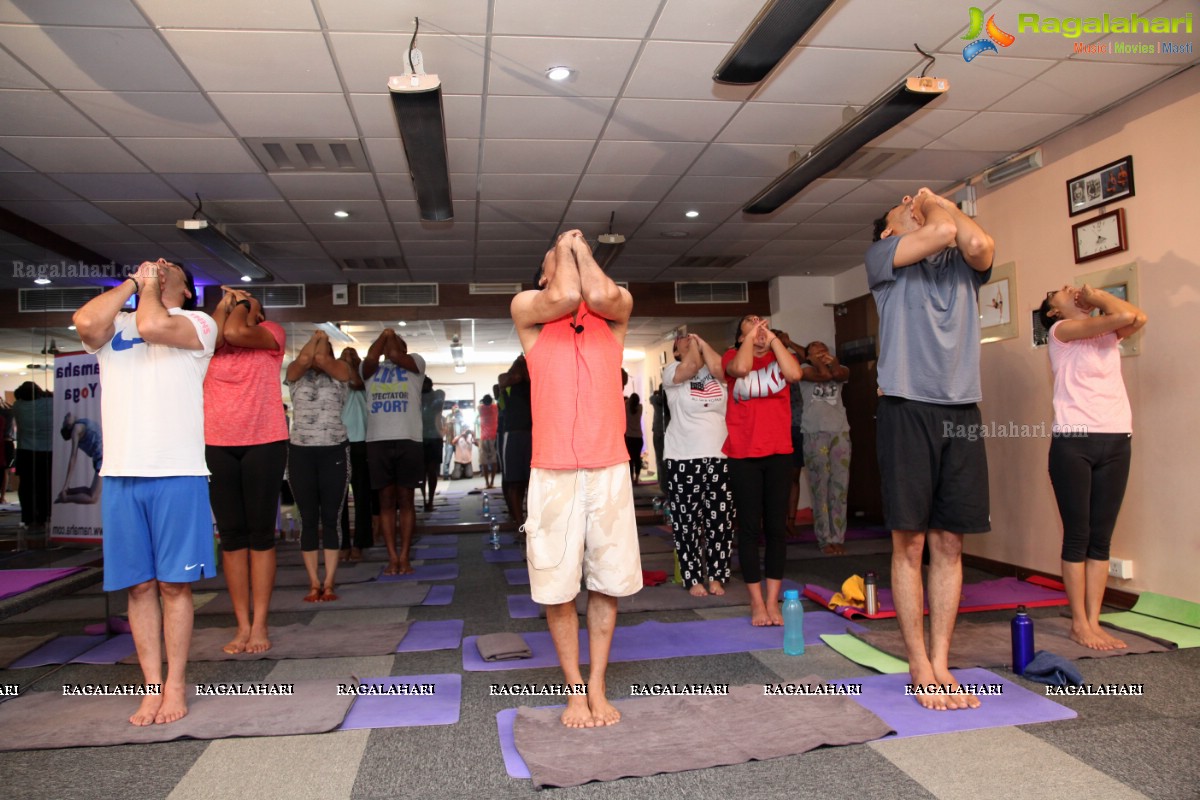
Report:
74,259,217,725
867,188,995,711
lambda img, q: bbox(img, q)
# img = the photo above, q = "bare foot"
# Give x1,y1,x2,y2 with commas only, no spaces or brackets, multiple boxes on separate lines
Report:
398,561,415,575
750,603,771,627
130,693,162,726
821,543,839,555
245,626,271,654
766,605,784,626
908,664,950,711
155,683,188,724
383,560,402,576
1097,628,1127,650
688,583,708,597
933,667,979,709
1069,622,1112,651
560,695,594,729
222,628,250,654
588,687,621,727
708,581,725,596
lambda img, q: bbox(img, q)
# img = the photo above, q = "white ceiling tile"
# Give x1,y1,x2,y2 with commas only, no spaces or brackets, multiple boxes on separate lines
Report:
487,37,641,97
4,201,116,225
49,173,178,201
0,0,146,26
644,202,741,225
837,179,954,207
868,108,979,150
789,178,866,204
202,201,300,224
652,0,759,43
718,103,842,146
290,200,389,224
0,27,195,91
137,0,319,29
329,32,487,94
636,222,718,240
622,239,694,256
663,175,767,203
402,240,475,258
219,223,313,242
394,222,474,241
0,136,145,171
563,201,659,227
689,144,797,178
208,93,357,138
627,41,755,101
161,30,341,93
493,0,659,37
254,241,328,258
350,93,482,139
39,223,145,244
485,95,612,140
912,57,1055,112
363,138,408,173
0,147,34,171
477,222,558,240
117,138,259,172
479,201,567,224
779,222,866,241
316,1,489,33
755,238,837,258
588,141,706,175
573,174,678,203
0,91,103,136
160,173,281,201
63,91,232,137
270,173,381,202
805,203,884,225
475,240,547,257
991,60,1178,114
306,222,396,241
378,172,477,206
685,239,767,256
930,111,1084,152
0,172,79,200
482,139,592,175
874,149,1009,182
805,0,969,50
320,241,399,258
0,48,44,89
756,48,926,105
92,200,201,223
705,222,791,241
605,99,739,142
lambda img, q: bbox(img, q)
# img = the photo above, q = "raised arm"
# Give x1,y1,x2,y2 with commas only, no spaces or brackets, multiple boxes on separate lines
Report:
511,232,583,352
73,276,138,351
286,332,319,382
1055,285,1148,342
383,331,421,374
311,332,353,382
222,296,279,350
135,262,203,350
574,234,632,328
891,191,959,269
769,331,803,383
669,336,705,384
693,335,726,382
362,329,391,382
925,189,994,271
725,322,763,379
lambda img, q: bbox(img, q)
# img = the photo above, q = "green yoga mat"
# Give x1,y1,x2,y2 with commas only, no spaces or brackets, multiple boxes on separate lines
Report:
1100,591,1200,649
821,634,909,674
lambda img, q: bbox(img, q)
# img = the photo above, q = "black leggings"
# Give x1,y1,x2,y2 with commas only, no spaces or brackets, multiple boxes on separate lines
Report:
728,453,792,583
207,440,288,552
1048,434,1131,562
289,442,349,552
15,449,51,526
341,441,374,550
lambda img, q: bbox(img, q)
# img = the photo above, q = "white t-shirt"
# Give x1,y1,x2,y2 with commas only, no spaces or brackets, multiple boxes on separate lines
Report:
661,361,728,461
363,354,427,443
88,308,217,476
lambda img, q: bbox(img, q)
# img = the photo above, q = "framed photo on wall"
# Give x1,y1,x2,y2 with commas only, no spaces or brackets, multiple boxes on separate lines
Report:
1067,155,1134,216
980,261,1018,344
1074,262,1142,357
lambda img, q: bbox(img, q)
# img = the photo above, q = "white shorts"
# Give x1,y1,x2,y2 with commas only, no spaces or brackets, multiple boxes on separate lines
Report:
525,463,643,606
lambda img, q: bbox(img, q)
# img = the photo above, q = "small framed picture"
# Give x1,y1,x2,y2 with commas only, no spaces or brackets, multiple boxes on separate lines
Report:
1075,262,1142,357
1067,155,1134,216
980,261,1018,344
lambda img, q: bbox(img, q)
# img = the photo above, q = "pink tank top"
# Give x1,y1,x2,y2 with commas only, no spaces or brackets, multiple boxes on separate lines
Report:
526,304,627,469
1048,322,1131,433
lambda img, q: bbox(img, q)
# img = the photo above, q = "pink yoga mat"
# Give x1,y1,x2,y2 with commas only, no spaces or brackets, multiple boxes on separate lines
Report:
804,576,1068,620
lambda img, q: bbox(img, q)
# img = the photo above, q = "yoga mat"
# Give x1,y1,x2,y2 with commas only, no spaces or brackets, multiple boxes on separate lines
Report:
0,677,355,751
820,634,909,674
121,622,413,663
375,563,459,583
790,527,890,543
0,567,86,600
9,635,107,668
423,585,455,606
337,674,461,730
0,634,59,669
72,634,136,665
852,616,1170,670
483,548,525,564
834,668,1076,739
506,579,805,618
505,568,529,586
463,613,864,672
395,620,464,653
783,539,893,559
274,544,457,567
83,617,132,635
804,576,1069,620
1099,612,1200,649
195,582,430,615
191,561,380,591
509,679,893,788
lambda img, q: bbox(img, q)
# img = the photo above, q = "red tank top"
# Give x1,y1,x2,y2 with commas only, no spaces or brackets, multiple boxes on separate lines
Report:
526,304,627,469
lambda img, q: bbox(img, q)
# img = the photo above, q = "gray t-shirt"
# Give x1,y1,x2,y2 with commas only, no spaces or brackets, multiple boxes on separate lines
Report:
363,353,426,443
799,372,849,434
287,371,349,447
865,236,990,404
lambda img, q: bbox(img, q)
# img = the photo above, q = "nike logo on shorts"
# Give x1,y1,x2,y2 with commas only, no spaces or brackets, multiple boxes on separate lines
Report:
185,563,202,571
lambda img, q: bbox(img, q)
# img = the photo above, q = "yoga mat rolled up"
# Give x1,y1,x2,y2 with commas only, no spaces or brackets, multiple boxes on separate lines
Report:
337,674,461,730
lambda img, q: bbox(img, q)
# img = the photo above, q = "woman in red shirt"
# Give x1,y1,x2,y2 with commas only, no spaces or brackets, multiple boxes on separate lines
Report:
722,315,802,626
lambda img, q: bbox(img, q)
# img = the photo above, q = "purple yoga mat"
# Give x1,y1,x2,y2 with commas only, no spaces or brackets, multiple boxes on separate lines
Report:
0,567,85,600
834,668,1075,738
505,568,530,586
8,635,106,668
462,614,864,672
416,535,458,544
790,527,889,544
423,585,454,606
395,620,464,653
484,548,525,564
71,634,136,664
82,617,132,635
411,546,457,561
375,563,459,582
337,674,462,730
497,708,530,778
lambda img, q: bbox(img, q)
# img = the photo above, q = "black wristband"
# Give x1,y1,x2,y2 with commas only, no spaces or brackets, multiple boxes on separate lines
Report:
235,299,252,311
126,276,141,294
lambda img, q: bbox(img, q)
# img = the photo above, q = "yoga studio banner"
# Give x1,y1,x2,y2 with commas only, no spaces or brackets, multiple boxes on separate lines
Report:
49,351,104,545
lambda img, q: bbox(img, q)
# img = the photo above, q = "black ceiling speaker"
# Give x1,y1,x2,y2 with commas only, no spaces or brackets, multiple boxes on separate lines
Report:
388,19,453,222
713,0,839,84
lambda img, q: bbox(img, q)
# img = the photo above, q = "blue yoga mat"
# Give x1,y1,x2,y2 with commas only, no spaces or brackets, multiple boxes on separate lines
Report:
411,546,457,561
505,568,529,586
375,563,459,582
337,674,461,730
462,614,863,672
484,548,525,564
9,635,106,668
423,585,455,606
72,634,136,664
396,620,464,653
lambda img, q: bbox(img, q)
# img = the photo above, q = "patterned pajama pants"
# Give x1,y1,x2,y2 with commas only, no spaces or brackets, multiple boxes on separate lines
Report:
665,458,735,587
802,431,851,547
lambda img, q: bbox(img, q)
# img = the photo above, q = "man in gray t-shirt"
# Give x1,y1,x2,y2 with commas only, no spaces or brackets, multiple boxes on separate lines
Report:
865,186,994,712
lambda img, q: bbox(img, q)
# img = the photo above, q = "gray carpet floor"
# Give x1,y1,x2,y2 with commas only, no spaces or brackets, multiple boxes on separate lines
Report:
1,490,1196,799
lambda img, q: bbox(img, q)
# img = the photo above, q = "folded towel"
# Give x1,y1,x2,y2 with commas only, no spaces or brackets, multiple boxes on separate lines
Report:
1021,649,1084,686
476,632,533,661
828,575,866,611
642,570,668,587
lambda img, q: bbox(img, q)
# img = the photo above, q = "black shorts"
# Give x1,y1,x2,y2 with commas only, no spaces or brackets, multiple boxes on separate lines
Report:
366,439,424,491
876,397,990,534
502,430,532,483
423,438,442,467
791,426,805,469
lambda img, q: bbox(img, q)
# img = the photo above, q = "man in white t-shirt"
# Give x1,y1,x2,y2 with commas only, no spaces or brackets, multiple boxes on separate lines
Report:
74,259,217,727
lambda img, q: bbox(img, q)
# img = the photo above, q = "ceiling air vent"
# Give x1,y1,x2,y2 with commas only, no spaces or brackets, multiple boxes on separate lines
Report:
240,284,306,308
19,286,103,312
244,138,370,173
674,282,749,304
469,283,523,295
338,257,406,272
359,283,439,307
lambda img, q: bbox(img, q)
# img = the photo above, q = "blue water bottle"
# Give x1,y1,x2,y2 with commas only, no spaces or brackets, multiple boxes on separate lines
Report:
782,589,805,655
1011,604,1034,675
489,517,501,550
481,493,490,516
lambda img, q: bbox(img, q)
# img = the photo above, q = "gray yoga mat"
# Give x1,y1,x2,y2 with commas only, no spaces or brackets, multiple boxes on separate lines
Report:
275,545,457,566
0,634,58,668
120,622,413,663
195,582,430,615
0,677,356,751
853,615,1171,669
513,677,893,788
192,561,381,591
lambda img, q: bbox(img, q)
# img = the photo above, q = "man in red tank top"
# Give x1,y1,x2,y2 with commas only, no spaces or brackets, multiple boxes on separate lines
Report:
511,230,643,729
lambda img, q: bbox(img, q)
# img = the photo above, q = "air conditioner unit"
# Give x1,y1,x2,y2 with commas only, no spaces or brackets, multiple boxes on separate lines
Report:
981,149,1043,188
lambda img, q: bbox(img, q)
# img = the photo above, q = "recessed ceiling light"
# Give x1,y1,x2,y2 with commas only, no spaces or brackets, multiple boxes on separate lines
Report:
333,210,350,218
487,340,495,345
33,277,51,285
240,275,252,283
398,321,407,327
546,66,573,81
685,210,700,218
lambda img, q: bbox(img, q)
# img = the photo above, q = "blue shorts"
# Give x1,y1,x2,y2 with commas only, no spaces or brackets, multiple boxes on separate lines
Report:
102,476,216,591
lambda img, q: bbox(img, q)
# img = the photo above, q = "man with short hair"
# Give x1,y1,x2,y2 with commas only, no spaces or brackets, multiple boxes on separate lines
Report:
73,259,217,725
511,230,642,729
866,187,995,711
